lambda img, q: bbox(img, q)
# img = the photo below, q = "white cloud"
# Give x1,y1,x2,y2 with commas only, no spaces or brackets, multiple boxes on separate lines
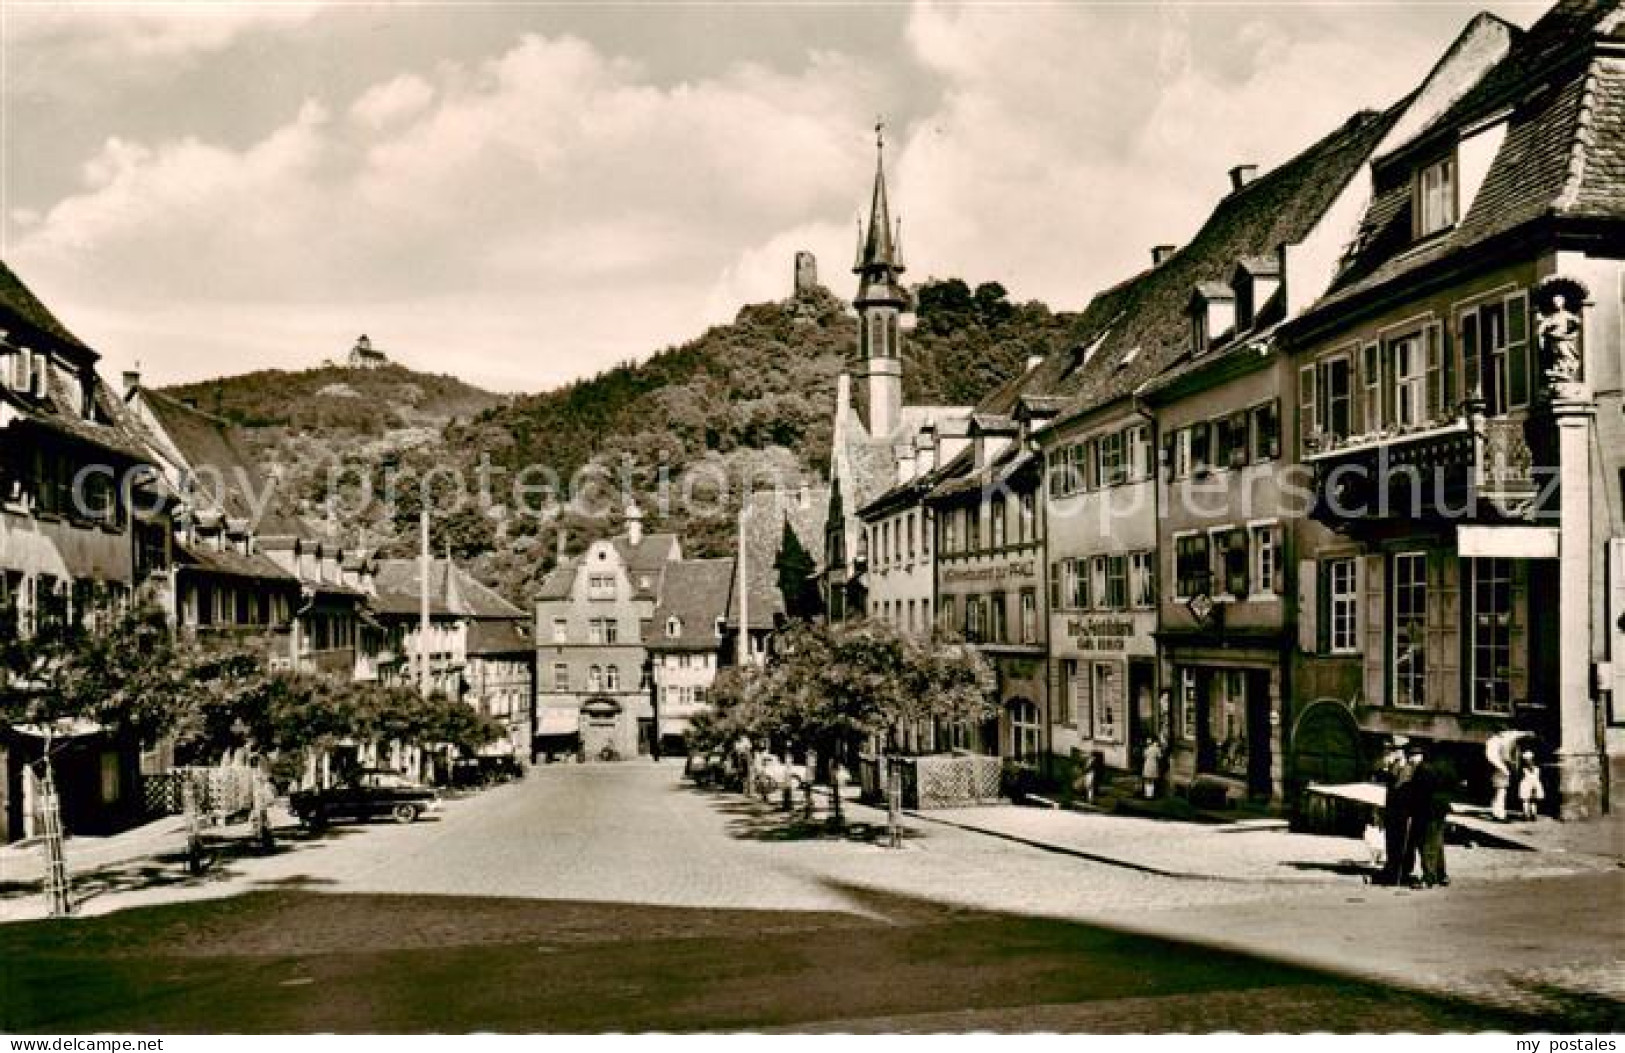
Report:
7,4,325,63
349,73,435,131
9,29,882,390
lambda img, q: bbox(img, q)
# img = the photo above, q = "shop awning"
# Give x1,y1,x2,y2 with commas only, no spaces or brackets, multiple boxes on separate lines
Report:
1457,525,1559,559
536,708,580,737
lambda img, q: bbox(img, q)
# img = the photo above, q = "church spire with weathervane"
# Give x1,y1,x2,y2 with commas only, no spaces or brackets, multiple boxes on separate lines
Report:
853,120,906,437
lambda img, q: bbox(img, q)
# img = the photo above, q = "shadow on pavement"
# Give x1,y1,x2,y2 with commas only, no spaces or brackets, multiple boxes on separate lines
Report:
1,883,1616,1033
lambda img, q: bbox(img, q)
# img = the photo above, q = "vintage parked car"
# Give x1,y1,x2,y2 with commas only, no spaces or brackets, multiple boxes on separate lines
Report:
291,769,440,828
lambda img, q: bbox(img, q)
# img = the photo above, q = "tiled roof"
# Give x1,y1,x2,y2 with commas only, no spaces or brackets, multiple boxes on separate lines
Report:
466,617,531,656
730,486,829,629
1312,5,1621,318
136,387,302,532
647,558,735,650
3,345,158,466
174,542,299,584
1048,106,1398,427
0,260,93,358
373,557,525,618
536,557,578,602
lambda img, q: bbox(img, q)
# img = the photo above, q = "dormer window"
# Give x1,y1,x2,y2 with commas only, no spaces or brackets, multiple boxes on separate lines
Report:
1416,154,1458,237
1190,284,1236,356
1231,257,1282,332
666,616,682,639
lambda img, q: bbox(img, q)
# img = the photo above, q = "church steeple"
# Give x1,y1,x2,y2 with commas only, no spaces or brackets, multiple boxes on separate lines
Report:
853,121,906,437
854,122,907,308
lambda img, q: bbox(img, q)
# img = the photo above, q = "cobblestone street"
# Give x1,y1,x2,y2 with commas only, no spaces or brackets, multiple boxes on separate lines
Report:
2,761,1621,1031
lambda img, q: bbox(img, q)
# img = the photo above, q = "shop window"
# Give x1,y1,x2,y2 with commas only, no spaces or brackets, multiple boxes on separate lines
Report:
1468,558,1516,715
1391,552,1428,707
1092,663,1122,744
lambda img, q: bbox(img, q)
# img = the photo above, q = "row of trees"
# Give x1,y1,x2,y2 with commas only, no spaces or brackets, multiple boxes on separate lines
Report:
687,619,996,822
1,603,500,786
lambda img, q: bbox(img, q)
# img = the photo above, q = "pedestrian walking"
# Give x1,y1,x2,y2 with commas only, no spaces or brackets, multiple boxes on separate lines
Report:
1484,726,1535,821
1375,735,1418,886
1518,749,1545,820
1141,738,1164,800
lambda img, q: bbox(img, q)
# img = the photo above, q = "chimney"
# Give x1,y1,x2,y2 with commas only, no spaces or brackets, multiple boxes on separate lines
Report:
121,370,141,399
1229,164,1258,192
625,502,644,546
1151,245,1177,266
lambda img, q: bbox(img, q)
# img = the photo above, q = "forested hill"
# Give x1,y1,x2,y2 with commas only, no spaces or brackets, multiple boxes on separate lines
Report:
161,279,1079,603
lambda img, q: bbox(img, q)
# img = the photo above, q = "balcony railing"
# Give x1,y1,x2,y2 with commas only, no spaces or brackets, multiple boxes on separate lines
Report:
1307,408,1546,526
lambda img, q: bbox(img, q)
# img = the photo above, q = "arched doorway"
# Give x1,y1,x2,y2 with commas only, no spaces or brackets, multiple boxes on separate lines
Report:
581,698,624,762
1290,699,1365,789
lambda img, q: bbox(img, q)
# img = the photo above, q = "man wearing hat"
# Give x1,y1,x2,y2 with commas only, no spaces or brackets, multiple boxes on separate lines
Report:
1375,735,1418,886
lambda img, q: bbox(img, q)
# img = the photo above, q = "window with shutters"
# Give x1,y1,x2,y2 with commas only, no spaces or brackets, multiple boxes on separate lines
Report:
1250,524,1280,597
966,506,982,553
1099,430,1125,486
1125,424,1153,481
990,495,1007,549
990,592,1009,644
1217,527,1249,598
1391,552,1428,707
1389,335,1426,428
1327,558,1359,653
1460,293,1530,415
1319,354,1354,442
1190,422,1212,473
1361,343,1381,431
965,596,984,643
1106,555,1128,610
1468,557,1517,715
1020,590,1038,644
1090,556,1109,611
1174,533,1211,600
1250,400,1281,462
1130,551,1156,608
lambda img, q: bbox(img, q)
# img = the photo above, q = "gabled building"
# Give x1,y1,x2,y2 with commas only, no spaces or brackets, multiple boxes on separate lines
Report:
0,261,174,842
123,380,302,660
534,505,680,761
373,557,533,759
1281,0,1625,816
647,557,735,755
730,484,828,662
823,131,973,622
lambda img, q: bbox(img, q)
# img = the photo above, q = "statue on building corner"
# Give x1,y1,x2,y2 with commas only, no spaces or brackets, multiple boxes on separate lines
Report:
1534,276,1589,393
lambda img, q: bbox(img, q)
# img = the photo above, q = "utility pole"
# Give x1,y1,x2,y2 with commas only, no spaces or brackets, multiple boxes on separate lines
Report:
736,503,749,667
419,508,431,699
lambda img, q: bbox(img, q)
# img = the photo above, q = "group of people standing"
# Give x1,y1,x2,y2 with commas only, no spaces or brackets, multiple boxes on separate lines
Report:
1374,736,1456,888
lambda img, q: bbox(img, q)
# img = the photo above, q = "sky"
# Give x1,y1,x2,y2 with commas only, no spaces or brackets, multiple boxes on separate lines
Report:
2,0,1545,394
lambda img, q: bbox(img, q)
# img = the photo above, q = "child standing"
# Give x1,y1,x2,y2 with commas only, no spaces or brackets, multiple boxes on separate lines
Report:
1518,749,1544,821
